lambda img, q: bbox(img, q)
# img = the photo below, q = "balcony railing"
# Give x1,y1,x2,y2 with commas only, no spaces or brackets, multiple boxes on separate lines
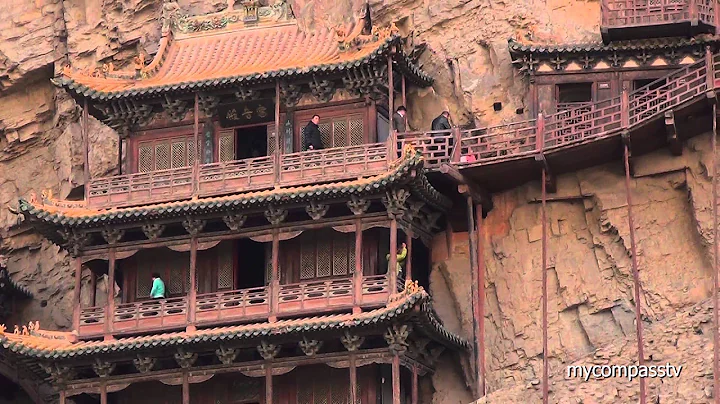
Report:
87,142,393,209
77,274,392,338
601,0,716,41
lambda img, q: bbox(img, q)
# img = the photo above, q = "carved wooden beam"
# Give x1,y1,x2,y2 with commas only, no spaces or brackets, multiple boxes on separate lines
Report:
257,341,281,360
298,337,323,356
216,346,239,365
384,324,412,356
341,332,365,352
101,228,124,245
347,196,370,215
141,223,165,241
92,359,115,378
264,206,287,225
305,201,329,220
309,77,335,103
439,164,493,208
174,349,198,369
222,214,247,231
182,218,206,237
161,95,190,122
133,356,156,374
382,189,411,219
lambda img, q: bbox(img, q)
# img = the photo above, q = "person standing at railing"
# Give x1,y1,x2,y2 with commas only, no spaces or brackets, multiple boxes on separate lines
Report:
302,114,324,151
393,106,408,133
150,272,166,299
386,242,408,276
431,111,452,133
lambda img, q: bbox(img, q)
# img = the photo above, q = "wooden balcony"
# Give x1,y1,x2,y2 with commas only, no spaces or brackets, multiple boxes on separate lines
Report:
397,52,716,190
87,142,392,209
77,275,393,338
601,0,716,42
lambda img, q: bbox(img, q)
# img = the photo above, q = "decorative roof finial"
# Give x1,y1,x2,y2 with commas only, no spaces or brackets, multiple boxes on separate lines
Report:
242,0,260,22
161,0,182,34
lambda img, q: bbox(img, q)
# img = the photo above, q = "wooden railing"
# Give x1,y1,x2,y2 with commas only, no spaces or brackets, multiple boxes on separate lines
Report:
398,53,715,166
601,0,714,28
87,143,392,209
77,275,391,337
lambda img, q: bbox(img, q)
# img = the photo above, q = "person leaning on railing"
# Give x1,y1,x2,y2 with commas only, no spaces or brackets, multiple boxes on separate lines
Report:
386,242,408,276
150,272,166,299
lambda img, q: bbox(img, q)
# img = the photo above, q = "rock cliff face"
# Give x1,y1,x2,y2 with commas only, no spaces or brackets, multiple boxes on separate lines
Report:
0,0,714,402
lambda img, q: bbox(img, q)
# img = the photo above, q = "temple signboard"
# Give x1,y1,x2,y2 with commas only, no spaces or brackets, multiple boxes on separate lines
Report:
218,99,275,127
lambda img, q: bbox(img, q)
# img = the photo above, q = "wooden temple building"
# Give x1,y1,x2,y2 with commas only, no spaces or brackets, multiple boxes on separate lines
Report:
0,1,471,403
7,0,720,403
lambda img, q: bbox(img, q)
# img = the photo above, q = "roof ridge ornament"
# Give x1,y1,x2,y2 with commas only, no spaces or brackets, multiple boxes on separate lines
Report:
170,0,294,34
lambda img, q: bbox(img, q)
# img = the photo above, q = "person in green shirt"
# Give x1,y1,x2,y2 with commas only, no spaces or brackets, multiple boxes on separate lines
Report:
150,272,166,299
386,242,408,276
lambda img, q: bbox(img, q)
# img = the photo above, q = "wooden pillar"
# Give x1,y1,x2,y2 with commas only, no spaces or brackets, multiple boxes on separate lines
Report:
353,218,364,312
182,372,190,404
100,383,108,404
401,74,407,109
193,93,199,195
405,230,413,281
274,81,281,183
90,271,97,307
713,102,720,404
265,362,273,404
59,390,66,404
270,229,280,321
82,99,90,200
466,197,482,398
392,354,401,404
105,249,116,336
72,257,82,332
187,237,198,331
475,203,486,397
349,353,358,404
388,53,394,133
541,170,549,404
389,218,398,292
117,136,123,175
411,364,418,404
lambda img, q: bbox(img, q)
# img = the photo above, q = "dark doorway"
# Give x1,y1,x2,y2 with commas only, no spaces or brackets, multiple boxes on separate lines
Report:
634,78,664,91
236,239,266,289
236,125,268,159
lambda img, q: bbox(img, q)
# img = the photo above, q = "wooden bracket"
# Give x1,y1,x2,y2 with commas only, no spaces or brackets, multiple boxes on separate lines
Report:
534,154,556,193
438,164,493,212
622,131,635,177
706,89,717,106
664,111,682,156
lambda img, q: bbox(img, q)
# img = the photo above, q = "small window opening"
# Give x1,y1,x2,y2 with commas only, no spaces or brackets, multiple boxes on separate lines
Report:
557,83,593,104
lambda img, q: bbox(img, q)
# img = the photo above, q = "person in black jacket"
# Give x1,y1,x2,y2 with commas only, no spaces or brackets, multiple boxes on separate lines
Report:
302,114,324,151
392,106,408,133
431,111,452,133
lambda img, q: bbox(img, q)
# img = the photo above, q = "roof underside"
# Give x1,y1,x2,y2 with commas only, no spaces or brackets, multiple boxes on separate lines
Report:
0,290,468,360
508,34,718,56
56,21,432,100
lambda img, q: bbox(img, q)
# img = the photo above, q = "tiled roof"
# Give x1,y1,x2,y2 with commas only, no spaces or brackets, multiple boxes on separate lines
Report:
0,289,469,360
0,264,32,299
55,20,432,100
508,35,718,55
18,150,451,230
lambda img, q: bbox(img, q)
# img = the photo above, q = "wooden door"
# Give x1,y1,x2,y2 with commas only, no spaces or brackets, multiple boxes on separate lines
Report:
134,134,197,173
295,106,368,151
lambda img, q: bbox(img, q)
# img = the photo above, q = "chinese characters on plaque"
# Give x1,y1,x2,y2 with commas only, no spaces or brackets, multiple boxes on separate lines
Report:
218,99,275,128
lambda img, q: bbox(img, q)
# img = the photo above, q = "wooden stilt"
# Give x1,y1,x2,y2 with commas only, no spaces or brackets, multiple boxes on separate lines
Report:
100,383,108,404
59,390,66,404
713,102,719,404
475,203,486,397
466,197,482,398
389,218,398,292
411,364,418,404
182,372,190,404
350,353,358,404
541,170,549,404
265,362,273,404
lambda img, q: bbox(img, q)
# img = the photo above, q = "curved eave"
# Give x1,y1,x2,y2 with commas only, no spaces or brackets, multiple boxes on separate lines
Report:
55,36,431,101
0,292,469,360
19,153,449,236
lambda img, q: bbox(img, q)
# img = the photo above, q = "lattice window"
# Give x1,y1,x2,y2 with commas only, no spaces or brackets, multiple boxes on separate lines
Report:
296,366,353,404
267,125,276,155
294,230,354,280
187,138,197,165
297,383,313,404
218,131,235,162
171,141,186,168
333,120,348,147
138,144,153,173
319,123,332,148
349,118,364,146
136,265,153,298
217,243,234,290
332,236,349,276
317,240,332,277
155,143,171,170
168,254,187,295
300,242,316,280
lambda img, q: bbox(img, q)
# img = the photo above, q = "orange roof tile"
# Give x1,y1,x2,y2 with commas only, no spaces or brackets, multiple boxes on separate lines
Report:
55,10,416,100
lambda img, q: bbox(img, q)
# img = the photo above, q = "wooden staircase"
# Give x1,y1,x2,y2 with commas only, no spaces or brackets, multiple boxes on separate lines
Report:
399,48,720,195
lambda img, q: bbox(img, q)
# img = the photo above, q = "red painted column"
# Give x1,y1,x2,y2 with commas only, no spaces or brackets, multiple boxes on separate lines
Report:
182,372,190,404
349,353,358,404
187,237,198,331
82,99,90,201
388,53,394,133
541,170,548,404
90,271,97,307
405,230,413,281
265,363,273,404
466,196,482,398
59,390,66,404
274,81,281,184
389,218,398,292
392,354,401,404
475,203,486,397
353,218,363,311
100,383,108,404
270,229,280,321
193,93,199,196
411,364,418,404
105,249,116,337
72,257,82,332
624,143,647,404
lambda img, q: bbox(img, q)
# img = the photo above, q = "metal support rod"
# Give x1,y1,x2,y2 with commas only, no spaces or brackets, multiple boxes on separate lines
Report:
411,364,418,404
624,143,647,404
73,257,82,332
392,354,401,404
388,53,394,133
389,218,398,292
712,102,719,403
350,353,358,404
106,249,116,336
541,169,549,404
82,99,90,201
182,372,190,404
466,196,481,398
265,362,273,404
188,237,198,329
476,203,486,397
